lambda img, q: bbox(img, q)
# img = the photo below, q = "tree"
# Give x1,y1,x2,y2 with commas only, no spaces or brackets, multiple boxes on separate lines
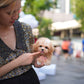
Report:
23,0,57,38
23,0,53,16
38,18,52,38
71,0,84,31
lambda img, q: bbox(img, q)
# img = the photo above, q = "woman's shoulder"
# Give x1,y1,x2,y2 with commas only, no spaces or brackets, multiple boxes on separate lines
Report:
14,20,32,30
21,22,31,29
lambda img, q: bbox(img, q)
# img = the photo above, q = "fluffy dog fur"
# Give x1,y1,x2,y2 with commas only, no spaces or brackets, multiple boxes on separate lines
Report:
33,37,54,65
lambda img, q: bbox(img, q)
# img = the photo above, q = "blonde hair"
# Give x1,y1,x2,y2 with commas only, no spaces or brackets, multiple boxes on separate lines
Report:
0,0,16,8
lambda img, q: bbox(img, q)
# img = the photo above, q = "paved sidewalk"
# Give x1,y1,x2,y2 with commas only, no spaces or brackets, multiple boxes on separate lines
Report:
40,55,84,84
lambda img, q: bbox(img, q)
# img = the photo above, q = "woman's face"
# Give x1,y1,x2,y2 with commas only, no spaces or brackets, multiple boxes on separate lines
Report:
0,0,21,27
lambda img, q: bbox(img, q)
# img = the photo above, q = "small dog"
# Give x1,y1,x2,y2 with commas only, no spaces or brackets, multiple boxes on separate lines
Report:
33,37,54,65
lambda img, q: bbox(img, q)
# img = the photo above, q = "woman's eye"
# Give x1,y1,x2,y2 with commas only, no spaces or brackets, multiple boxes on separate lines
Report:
45,47,48,49
7,12,11,15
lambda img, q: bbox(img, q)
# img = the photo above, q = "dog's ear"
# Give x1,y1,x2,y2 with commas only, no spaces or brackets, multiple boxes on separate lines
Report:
45,42,54,60
51,44,54,53
48,43,54,55
32,42,39,52
32,43,37,52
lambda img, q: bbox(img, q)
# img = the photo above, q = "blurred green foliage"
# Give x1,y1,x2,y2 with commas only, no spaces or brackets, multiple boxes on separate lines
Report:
38,18,52,38
23,0,57,38
23,0,53,16
71,0,84,31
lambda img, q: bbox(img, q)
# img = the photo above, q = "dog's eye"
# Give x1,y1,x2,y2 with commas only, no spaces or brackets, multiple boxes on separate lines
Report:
39,45,42,47
45,46,48,49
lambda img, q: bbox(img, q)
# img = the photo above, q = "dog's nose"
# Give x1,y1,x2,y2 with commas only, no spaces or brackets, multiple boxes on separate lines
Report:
42,49,44,51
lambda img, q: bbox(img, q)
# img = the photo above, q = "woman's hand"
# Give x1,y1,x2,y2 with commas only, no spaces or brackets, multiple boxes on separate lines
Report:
16,52,40,66
33,56,47,68
0,52,41,77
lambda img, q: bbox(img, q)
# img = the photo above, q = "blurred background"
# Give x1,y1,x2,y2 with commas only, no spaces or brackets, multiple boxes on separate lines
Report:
19,0,84,84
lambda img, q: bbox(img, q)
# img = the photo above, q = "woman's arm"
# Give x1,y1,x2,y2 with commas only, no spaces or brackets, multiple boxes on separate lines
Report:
0,52,40,77
0,57,19,77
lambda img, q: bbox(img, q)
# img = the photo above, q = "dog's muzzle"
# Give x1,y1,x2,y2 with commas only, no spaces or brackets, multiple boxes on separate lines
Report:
42,49,44,51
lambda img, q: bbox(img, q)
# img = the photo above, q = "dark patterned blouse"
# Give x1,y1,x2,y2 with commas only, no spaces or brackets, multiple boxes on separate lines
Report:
0,20,34,80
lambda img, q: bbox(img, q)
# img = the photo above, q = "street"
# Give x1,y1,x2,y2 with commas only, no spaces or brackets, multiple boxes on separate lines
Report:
40,55,84,84
40,39,84,84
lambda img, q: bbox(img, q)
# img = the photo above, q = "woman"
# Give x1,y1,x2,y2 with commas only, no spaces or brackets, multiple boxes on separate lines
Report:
0,0,46,84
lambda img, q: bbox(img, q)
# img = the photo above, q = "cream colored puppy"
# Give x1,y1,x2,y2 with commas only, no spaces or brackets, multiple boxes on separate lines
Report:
33,37,54,65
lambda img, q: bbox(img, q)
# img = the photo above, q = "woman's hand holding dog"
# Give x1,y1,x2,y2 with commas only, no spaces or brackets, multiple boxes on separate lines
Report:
0,52,42,77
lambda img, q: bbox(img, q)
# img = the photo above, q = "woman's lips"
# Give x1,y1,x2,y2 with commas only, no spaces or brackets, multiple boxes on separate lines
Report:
10,21,15,24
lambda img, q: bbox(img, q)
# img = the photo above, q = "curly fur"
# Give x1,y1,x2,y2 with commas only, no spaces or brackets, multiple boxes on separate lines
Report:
33,37,54,65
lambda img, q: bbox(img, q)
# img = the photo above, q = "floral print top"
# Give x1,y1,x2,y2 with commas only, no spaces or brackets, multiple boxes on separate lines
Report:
0,20,34,80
